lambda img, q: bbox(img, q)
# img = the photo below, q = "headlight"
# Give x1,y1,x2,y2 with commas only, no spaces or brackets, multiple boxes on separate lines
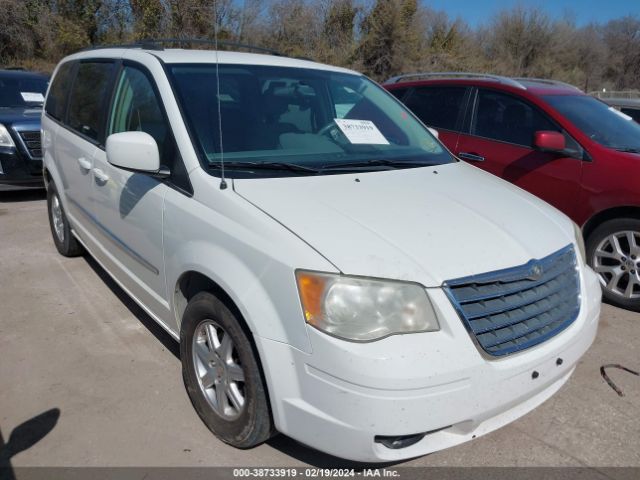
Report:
295,271,439,341
572,222,586,263
0,124,16,148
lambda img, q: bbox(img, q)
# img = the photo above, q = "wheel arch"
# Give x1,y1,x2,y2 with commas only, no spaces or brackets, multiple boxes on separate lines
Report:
174,270,247,336
174,269,277,429
583,206,640,241
43,167,51,189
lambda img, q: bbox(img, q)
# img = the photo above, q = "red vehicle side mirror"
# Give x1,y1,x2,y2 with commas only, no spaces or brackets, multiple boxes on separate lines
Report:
534,131,566,152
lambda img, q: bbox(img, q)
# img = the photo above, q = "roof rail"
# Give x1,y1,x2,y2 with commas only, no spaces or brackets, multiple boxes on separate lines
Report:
384,72,526,90
512,77,582,92
588,90,640,100
82,38,284,57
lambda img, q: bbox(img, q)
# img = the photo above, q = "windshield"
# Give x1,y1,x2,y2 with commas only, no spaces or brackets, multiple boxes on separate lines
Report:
544,95,640,152
169,64,452,177
0,74,48,108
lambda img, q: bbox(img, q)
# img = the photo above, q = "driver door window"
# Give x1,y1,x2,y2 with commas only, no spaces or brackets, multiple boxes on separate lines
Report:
472,89,582,157
109,66,169,163
473,90,557,147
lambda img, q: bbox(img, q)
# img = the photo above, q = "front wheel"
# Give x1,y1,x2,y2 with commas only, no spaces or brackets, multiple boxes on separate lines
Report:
587,218,640,311
180,292,273,448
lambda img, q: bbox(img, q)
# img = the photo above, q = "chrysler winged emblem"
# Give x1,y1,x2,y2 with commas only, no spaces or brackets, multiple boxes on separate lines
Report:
528,264,544,281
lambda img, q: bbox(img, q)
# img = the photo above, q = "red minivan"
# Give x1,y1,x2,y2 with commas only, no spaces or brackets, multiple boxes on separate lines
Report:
386,73,640,311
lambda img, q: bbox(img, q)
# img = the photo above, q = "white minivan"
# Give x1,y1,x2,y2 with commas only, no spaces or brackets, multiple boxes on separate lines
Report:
42,44,601,462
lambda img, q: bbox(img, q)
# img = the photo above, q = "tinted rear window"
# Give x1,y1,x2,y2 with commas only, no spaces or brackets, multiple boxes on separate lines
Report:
388,87,408,101
401,86,468,131
67,62,115,142
45,62,74,120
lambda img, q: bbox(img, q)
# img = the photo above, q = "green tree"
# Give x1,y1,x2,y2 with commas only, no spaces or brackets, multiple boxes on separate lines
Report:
318,0,358,65
357,0,421,80
130,0,165,39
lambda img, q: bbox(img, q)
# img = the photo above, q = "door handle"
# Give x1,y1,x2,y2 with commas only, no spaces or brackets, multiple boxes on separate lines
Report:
458,152,485,162
92,168,109,184
77,157,92,171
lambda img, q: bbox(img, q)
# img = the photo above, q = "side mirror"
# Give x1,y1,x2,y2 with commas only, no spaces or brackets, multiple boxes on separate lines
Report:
428,127,439,139
106,131,161,173
534,130,565,153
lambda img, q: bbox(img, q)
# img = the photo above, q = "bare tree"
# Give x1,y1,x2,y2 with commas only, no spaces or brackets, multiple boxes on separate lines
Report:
0,0,636,94
484,6,552,76
603,16,640,89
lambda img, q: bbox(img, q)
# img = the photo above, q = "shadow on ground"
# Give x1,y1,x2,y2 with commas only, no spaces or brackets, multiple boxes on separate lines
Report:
83,255,180,359
0,408,60,480
81,247,410,468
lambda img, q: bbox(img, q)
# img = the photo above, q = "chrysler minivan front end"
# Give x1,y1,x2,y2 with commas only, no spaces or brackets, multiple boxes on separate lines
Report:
256,247,600,462
228,161,602,462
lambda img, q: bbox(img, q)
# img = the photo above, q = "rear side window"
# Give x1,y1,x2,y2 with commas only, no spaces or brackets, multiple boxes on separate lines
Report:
45,62,74,120
403,86,468,131
473,90,557,147
67,62,115,142
388,87,408,101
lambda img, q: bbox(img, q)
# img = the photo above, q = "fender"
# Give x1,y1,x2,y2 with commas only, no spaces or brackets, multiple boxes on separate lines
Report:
166,240,312,351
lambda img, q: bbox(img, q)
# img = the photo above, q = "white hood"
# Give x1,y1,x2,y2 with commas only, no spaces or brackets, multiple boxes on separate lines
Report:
233,162,575,286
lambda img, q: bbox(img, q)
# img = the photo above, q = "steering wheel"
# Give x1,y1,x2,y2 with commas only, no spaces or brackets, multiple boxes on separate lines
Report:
317,120,341,139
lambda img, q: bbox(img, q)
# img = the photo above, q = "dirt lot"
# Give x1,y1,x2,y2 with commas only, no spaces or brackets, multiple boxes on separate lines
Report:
1,189,639,469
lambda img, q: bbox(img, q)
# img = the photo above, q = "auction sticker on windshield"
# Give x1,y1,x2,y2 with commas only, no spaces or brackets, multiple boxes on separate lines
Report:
334,119,389,145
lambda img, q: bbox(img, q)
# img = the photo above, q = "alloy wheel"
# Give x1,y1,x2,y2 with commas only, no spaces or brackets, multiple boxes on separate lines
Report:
192,319,246,420
51,194,65,243
593,230,640,299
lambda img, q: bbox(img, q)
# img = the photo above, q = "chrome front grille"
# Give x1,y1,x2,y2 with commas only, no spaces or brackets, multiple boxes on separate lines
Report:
444,245,580,357
18,131,42,159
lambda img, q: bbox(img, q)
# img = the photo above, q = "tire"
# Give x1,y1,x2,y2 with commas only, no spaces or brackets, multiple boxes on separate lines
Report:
180,292,273,448
47,182,84,257
586,217,640,311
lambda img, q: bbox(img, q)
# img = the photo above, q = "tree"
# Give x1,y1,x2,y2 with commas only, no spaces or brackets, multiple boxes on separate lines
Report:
357,0,421,80
484,6,552,77
0,0,35,64
318,0,358,65
130,0,166,39
602,16,640,90
265,0,321,58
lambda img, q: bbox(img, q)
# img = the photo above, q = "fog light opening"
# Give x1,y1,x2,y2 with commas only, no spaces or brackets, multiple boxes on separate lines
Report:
375,425,451,450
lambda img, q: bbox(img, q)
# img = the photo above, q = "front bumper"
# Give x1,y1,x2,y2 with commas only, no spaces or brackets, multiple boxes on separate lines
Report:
0,148,43,186
256,267,601,462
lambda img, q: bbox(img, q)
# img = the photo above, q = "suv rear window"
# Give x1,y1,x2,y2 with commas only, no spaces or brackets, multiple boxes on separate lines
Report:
67,62,115,142
403,86,467,131
45,62,74,120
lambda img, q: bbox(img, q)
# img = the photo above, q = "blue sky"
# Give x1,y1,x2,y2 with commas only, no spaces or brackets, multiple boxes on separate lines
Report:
424,0,639,27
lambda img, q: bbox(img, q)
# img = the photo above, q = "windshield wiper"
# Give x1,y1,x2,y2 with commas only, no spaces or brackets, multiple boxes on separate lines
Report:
319,159,437,171
209,161,320,174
